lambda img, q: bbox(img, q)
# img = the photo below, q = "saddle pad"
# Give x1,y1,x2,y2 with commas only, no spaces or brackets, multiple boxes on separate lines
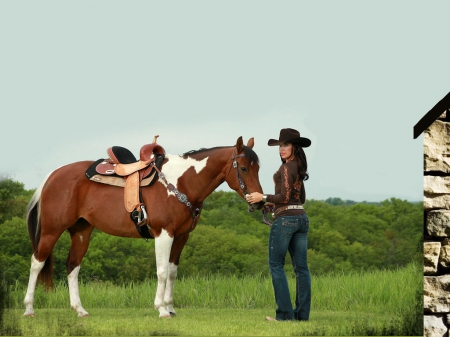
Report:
87,172,157,188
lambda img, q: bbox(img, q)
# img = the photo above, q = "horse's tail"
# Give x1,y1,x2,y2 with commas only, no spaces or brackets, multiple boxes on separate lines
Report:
26,175,54,290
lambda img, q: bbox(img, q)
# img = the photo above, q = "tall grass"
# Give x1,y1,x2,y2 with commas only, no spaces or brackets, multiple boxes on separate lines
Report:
312,262,420,314
9,263,420,313
5,263,422,335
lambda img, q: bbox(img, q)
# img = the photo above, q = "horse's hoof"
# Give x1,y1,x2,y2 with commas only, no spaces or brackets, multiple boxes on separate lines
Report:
159,314,172,319
23,313,35,317
78,313,89,318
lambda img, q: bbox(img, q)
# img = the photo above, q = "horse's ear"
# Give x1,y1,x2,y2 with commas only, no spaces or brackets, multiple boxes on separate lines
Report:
247,138,254,149
235,136,244,152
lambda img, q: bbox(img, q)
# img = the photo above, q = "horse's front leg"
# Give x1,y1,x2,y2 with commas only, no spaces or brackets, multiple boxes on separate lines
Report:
154,229,174,318
164,263,179,316
164,234,189,316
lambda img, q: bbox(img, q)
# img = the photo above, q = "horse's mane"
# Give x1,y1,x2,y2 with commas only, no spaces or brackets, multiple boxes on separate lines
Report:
181,146,228,157
181,146,259,164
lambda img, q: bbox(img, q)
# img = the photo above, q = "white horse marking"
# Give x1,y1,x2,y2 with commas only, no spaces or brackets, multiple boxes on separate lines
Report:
79,235,83,243
23,255,45,316
158,154,208,196
164,262,178,315
154,229,174,318
68,266,89,317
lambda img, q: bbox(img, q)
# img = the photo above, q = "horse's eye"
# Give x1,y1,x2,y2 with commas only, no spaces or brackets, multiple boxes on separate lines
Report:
240,167,247,172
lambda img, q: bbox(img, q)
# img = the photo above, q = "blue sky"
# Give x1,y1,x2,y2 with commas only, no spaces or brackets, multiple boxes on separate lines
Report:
1,1,449,202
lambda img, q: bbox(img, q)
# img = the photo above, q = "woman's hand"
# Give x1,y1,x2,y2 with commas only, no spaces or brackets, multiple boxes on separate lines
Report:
245,192,264,204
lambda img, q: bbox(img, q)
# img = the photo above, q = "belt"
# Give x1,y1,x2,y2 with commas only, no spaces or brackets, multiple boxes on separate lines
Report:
274,205,304,216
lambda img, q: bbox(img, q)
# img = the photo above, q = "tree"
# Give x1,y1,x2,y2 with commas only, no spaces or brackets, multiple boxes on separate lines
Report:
0,217,32,284
0,178,34,223
0,182,424,284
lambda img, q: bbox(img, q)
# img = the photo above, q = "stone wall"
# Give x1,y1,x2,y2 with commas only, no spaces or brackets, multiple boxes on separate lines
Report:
424,112,450,337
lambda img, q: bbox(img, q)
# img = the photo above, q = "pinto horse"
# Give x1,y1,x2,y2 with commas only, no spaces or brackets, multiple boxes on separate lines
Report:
23,136,263,318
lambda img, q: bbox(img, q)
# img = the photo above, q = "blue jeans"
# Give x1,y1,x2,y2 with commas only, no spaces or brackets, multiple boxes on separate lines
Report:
268,214,311,321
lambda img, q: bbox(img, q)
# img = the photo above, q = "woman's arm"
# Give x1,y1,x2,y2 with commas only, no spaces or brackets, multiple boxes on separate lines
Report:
246,163,294,204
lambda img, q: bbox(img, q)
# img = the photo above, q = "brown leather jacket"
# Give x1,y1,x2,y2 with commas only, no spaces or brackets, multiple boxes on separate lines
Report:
265,160,306,218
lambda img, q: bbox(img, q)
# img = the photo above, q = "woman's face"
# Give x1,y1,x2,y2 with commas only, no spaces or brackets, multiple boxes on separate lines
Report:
279,143,293,160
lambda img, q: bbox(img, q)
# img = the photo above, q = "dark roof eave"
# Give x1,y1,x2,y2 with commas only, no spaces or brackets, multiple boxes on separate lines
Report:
414,91,450,139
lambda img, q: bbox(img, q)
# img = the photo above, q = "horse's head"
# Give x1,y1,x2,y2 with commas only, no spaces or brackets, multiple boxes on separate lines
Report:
226,136,264,212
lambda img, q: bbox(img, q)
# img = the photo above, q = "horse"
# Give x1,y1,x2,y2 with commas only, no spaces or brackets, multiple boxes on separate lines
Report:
23,136,264,318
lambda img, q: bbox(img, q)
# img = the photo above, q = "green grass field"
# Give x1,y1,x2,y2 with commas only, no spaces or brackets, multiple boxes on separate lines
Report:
3,263,422,336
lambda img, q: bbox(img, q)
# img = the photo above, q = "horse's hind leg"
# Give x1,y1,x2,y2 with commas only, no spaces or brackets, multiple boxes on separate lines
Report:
23,232,60,316
23,255,46,316
66,219,94,317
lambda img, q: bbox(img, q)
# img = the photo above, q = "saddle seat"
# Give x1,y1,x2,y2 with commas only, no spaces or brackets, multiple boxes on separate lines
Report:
107,144,165,177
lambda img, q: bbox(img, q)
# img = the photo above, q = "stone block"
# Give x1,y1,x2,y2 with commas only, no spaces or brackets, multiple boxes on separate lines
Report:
440,239,450,269
425,242,442,274
424,315,447,337
425,176,450,194
425,275,450,313
428,210,450,237
424,120,450,173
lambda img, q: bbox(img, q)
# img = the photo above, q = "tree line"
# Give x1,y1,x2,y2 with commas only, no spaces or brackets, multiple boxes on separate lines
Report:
0,179,422,285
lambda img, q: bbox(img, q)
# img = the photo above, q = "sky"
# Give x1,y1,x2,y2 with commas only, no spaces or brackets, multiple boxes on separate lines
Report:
1,1,449,202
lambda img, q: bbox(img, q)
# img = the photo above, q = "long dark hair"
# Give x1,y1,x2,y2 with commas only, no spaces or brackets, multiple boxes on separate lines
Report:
281,144,309,181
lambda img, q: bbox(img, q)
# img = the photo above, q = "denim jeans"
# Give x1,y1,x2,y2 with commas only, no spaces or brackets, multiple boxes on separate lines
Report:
268,214,311,321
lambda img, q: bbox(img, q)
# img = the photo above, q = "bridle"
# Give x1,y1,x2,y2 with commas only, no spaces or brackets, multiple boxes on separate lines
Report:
152,148,250,218
227,149,248,197
228,148,270,224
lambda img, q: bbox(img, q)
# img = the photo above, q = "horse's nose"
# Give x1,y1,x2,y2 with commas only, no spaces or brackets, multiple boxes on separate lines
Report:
255,201,264,209
247,200,264,212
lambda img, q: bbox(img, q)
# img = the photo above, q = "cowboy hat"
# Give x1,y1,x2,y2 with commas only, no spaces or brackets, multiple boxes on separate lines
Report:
268,128,311,147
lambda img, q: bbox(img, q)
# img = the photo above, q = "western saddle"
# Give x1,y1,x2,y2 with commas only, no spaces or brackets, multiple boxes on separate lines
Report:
90,135,166,226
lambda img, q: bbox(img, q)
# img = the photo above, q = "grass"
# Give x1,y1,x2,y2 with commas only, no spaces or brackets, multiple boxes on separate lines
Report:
5,308,400,336
3,263,422,336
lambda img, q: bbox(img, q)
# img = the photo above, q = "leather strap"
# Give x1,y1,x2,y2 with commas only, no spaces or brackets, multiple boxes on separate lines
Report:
152,164,202,218
274,205,304,216
124,171,141,212
227,150,247,194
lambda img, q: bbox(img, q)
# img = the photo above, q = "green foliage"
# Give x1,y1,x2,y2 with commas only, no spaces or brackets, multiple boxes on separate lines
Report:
0,180,422,285
0,255,5,328
0,178,33,223
179,226,267,277
0,217,32,284
79,233,156,283
304,197,422,275
0,255,22,336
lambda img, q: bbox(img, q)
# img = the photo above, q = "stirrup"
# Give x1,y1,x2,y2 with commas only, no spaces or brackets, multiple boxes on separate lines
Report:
137,204,148,226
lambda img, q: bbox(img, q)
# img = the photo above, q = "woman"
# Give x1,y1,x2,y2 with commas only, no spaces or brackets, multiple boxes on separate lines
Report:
246,128,311,321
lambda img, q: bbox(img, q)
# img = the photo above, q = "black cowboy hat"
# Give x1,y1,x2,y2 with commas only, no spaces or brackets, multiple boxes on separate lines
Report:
268,128,311,147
